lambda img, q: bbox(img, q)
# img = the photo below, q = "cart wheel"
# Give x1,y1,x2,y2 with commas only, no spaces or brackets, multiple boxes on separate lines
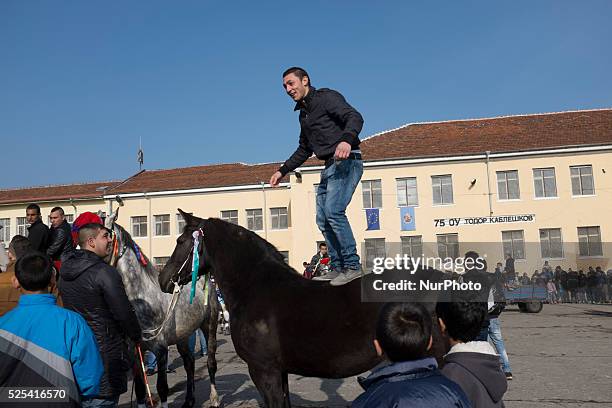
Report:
524,301,543,313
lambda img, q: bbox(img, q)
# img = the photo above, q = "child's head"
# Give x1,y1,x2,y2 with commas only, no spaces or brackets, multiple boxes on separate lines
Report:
436,301,486,343
375,302,432,362
8,235,31,262
13,251,53,293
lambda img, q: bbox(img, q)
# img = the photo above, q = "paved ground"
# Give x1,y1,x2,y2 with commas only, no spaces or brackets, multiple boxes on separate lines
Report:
120,303,612,407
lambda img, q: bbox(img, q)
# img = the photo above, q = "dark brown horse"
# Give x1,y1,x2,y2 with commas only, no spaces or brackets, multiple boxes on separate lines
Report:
159,210,448,407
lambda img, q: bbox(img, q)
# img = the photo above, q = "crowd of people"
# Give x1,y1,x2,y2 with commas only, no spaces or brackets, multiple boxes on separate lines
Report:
516,263,612,304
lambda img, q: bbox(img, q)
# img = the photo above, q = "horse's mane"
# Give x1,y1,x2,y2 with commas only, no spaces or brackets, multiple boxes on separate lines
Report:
208,218,292,268
114,222,157,277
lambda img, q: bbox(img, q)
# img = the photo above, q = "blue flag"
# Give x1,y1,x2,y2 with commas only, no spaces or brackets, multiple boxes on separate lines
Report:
400,207,416,231
366,208,380,230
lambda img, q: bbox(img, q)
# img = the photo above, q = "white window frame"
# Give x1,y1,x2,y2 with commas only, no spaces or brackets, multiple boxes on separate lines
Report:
533,168,558,199
502,230,525,260
432,175,454,205
570,165,595,196
364,238,386,270
496,170,520,200
401,235,423,258
220,210,239,225
270,207,288,230
154,214,170,236
437,233,459,259
17,217,28,237
246,209,263,231
539,228,564,259
131,216,148,238
396,177,418,207
362,180,382,209
577,226,603,257
0,218,10,242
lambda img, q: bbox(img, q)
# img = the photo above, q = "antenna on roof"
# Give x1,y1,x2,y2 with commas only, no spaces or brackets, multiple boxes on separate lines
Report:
137,136,144,171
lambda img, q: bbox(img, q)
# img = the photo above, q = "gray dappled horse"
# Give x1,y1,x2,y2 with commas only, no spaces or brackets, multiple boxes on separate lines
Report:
159,210,448,408
105,210,220,407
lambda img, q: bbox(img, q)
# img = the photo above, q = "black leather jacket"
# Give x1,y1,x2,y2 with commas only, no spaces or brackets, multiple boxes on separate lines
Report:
47,220,74,262
59,250,142,398
279,87,364,176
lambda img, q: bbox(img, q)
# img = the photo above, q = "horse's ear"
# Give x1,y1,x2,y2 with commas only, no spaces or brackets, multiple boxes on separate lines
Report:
105,209,119,229
178,208,197,226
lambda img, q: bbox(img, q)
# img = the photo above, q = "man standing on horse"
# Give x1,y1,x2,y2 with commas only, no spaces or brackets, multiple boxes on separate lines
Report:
270,67,364,286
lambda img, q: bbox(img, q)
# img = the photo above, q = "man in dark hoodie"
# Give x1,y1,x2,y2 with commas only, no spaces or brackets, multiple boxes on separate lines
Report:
437,300,508,408
352,302,471,408
59,222,142,408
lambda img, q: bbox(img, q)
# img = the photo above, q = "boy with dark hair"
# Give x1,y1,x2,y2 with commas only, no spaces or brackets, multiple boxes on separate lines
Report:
353,302,471,408
437,301,508,408
0,251,103,406
0,235,32,315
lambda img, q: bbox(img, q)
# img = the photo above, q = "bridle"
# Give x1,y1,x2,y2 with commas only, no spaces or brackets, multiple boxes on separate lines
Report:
106,222,208,342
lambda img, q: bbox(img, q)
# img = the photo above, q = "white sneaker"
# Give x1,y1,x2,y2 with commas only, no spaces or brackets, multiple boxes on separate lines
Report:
330,268,362,286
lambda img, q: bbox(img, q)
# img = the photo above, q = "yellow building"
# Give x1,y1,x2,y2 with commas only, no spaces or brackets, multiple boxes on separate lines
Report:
1,109,611,276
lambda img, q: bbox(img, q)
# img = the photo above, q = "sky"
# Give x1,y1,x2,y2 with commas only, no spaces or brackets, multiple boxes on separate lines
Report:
1,1,611,189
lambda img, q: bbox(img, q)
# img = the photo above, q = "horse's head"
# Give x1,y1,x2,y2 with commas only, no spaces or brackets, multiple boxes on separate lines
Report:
159,209,211,293
103,208,132,267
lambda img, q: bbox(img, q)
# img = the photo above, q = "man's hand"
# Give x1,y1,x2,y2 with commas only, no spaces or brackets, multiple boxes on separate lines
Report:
334,141,351,160
270,171,283,187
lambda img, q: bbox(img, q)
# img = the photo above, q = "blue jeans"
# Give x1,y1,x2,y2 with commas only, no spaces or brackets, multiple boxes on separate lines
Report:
316,158,363,270
146,350,156,370
488,317,511,373
188,329,207,355
81,396,119,408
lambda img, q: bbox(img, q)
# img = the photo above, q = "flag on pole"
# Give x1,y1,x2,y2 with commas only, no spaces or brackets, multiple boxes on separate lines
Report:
137,136,144,170
400,207,416,231
366,208,380,230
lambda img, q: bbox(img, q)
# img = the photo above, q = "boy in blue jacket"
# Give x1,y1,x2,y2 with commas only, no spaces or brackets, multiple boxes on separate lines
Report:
0,251,103,407
353,302,471,408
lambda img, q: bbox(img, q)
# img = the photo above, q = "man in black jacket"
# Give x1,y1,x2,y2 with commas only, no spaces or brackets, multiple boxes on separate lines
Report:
59,223,142,407
47,206,74,270
25,203,49,252
270,67,364,286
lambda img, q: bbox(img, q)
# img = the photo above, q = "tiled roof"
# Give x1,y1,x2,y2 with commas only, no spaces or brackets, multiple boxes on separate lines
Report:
2,109,610,199
0,182,120,205
108,162,282,194
302,108,612,166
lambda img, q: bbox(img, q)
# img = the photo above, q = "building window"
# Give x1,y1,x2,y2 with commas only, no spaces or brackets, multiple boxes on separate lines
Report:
153,257,170,272
577,226,602,257
270,207,288,230
401,236,422,258
432,175,453,205
571,165,594,196
437,234,458,259
496,170,520,200
362,180,382,208
154,214,170,236
364,238,386,270
502,230,525,260
220,210,239,225
131,216,148,238
539,228,563,259
17,217,28,237
0,218,10,242
533,168,557,198
279,251,289,264
246,209,263,231
396,177,418,206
